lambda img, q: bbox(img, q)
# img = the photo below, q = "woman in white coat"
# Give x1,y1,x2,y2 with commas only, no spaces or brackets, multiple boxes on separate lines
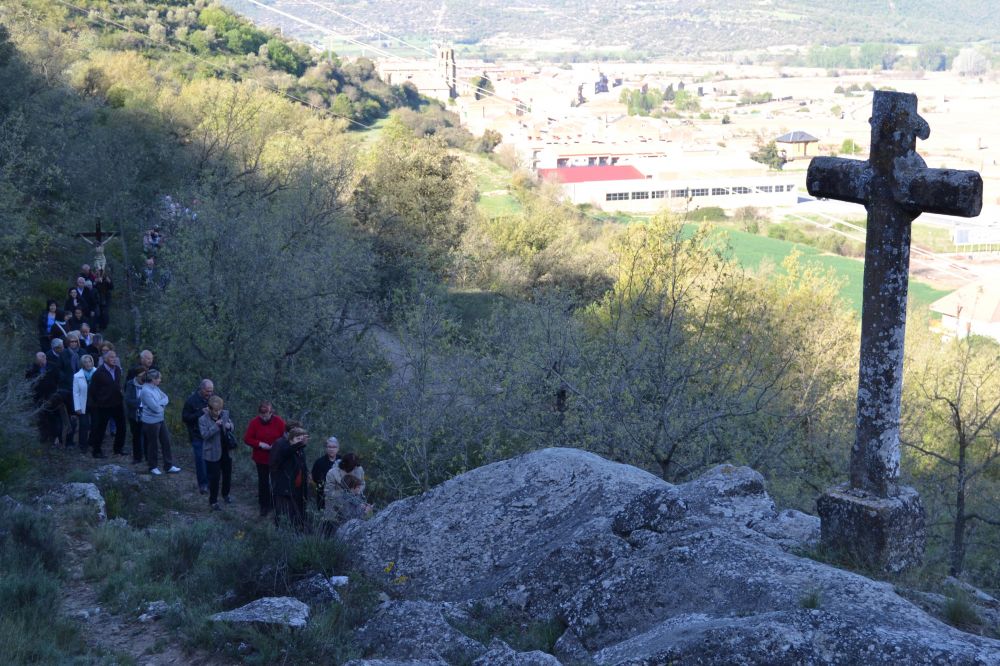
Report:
71,354,96,452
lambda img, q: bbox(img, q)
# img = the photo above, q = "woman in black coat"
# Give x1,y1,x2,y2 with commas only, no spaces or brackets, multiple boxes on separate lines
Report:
270,427,309,531
37,300,61,352
64,288,84,317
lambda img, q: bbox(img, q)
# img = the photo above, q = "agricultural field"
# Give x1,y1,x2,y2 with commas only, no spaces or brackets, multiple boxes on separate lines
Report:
715,226,948,314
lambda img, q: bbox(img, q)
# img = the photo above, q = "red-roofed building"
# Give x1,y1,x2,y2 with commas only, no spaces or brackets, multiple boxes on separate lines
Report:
538,165,647,184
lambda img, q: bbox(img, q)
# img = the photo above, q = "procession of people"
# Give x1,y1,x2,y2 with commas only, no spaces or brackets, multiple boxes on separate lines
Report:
26,237,371,534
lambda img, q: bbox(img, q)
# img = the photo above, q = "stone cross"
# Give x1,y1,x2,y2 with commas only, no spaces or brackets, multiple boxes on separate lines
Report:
808,91,982,499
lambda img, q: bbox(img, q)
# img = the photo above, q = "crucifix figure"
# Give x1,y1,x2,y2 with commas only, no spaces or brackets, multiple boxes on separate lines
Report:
79,218,116,272
809,91,982,571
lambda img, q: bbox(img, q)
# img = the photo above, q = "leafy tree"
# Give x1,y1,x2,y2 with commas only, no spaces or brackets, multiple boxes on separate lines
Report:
224,27,267,55
858,42,898,70
266,38,304,76
917,43,949,71
475,128,502,153
807,45,855,69
750,140,786,170
198,7,242,33
469,74,495,101
673,89,700,112
840,138,862,155
619,87,666,116
352,120,476,295
187,29,214,54
458,183,614,300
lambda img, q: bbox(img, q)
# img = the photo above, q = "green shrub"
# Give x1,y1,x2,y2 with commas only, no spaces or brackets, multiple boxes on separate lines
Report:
103,486,123,520
2,505,63,573
452,602,566,653
687,206,727,222
943,590,981,630
799,589,822,609
0,506,92,662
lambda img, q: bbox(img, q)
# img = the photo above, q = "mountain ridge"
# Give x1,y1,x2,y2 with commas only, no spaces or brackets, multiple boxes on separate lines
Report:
223,0,997,57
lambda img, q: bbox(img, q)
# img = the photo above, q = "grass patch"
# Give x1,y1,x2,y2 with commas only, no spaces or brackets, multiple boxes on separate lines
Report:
462,151,515,193
83,518,380,662
799,589,822,609
943,590,982,631
451,602,565,654
478,193,523,218
0,504,101,663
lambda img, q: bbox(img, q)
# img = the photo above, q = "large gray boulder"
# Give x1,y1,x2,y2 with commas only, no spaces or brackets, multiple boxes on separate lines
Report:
473,638,561,665
210,597,309,628
39,482,107,522
340,448,1000,664
356,601,485,663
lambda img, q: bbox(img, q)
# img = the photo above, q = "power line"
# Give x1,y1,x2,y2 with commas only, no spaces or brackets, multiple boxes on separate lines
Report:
302,0,599,133
239,0,542,117
297,0,437,59
49,0,374,130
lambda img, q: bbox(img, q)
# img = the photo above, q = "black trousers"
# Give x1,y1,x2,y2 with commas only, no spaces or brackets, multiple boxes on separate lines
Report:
89,403,126,456
206,455,232,505
129,418,144,462
273,495,306,531
255,462,272,515
75,413,91,452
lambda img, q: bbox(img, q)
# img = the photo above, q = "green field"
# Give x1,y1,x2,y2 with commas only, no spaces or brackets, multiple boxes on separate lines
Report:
460,152,524,218
711,226,949,314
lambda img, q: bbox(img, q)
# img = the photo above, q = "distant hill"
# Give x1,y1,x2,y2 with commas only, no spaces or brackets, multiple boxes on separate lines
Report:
223,0,997,57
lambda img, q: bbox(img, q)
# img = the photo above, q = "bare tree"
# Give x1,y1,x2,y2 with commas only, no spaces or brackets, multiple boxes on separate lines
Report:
903,334,1000,577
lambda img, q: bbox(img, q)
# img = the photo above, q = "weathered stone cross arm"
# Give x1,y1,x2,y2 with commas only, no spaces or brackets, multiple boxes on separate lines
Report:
808,153,982,219
807,94,982,219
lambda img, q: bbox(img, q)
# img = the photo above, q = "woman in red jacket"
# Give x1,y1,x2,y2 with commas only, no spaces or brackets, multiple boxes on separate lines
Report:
242,400,286,517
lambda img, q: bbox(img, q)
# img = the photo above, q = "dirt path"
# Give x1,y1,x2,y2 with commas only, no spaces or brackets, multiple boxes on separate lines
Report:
45,441,265,665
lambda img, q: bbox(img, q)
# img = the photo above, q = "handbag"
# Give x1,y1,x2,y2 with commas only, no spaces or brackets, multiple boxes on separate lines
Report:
224,428,238,450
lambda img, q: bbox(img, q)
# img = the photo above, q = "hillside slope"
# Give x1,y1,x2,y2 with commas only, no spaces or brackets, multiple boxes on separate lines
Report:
224,0,997,56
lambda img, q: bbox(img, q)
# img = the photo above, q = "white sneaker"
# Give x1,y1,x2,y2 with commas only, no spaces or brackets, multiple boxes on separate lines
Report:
166,466,181,474
150,468,163,476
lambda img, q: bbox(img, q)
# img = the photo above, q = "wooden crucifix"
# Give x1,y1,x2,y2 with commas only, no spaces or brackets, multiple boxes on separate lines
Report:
79,218,116,271
807,91,983,499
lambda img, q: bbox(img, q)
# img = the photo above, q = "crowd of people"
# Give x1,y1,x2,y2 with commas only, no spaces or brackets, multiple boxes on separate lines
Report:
26,260,371,534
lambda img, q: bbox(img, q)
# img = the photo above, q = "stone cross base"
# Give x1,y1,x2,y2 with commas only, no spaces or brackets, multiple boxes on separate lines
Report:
816,483,926,574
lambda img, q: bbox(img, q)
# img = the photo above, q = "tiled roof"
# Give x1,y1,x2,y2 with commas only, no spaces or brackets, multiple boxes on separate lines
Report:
537,165,646,183
930,282,1000,323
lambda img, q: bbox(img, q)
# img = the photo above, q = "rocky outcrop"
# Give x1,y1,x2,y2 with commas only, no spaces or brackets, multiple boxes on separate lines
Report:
288,573,343,607
356,601,486,663
340,448,1000,664
91,464,141,491
473,638,561,665
210,597,309,628
39,482,107,522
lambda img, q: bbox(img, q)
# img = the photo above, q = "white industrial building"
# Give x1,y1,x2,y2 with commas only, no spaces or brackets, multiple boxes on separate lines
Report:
538,164,799,213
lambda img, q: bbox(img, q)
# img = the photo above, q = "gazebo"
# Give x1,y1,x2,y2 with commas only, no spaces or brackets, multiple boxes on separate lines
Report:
775,130,819,160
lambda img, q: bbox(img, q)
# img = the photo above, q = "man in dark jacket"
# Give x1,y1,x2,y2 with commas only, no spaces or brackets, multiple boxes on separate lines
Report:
26,352,62,443
125,349,156,463
270,427,309,531
57,333,83,448
87,350,126,458
182,379,214,494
